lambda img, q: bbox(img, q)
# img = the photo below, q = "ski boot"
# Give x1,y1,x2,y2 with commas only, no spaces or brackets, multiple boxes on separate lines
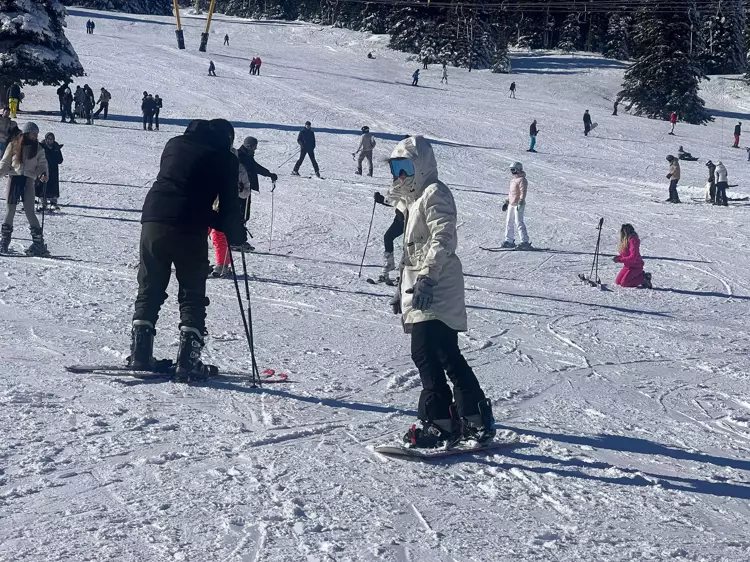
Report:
367,170,373,177
641,272,653,290
209,264,232,279
382,251,395,274
462,399,497,444
315,171,321,178
404,407,462,449
25,226,49,257
355,169,362,176
291,170,300,176
0,224,12,253
49,199,60,211
174,326,218,383
230,242,254,252
127,320,156,369
500,241,516,249
516,241,533,251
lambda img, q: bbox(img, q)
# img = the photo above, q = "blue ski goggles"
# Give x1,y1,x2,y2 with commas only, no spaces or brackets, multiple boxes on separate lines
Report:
389,158,415,179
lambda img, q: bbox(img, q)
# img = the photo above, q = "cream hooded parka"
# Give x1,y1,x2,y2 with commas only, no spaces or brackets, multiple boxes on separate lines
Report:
387,136,468,332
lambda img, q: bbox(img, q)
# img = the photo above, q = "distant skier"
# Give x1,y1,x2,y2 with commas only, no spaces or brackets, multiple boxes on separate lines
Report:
715,161,728,206
367,52,374,59
441,63,448,84
93,87,111,120
208,61,216,76
0,122,50,256
614,224,651,289
528,120,538,153
677,146,697,161
385,135,496,448
129,119,246,381
8,82,21,119
141,92,157,131
373,191,404,282
354,125,376,177
411,69,419,86
705,160,716,203
61,86,74,123
249,58,257,74
235,135,278,238
669,111,677,135
509,81,516,99
0,107,15,155
56,83,67,114
37,132,63,211
154,95,162,130
583,109,592,136
612,99,619,116
223,34,229,46
255,57,262,75
73,86,84,119
746,147,750,162
501,162,531,249
733,121,742,148
291,121,320,178
422,57,428,70
665,155,680,203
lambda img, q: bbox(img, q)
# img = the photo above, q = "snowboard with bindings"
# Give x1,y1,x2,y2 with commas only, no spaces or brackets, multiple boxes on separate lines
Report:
374,435,520,460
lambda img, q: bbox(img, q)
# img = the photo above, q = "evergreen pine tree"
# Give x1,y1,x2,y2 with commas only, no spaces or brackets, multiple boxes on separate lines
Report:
0,0,84,94
557,13,581,52
699,0,746,74
618,4,710,124
604,13,632,60
62,0,172,15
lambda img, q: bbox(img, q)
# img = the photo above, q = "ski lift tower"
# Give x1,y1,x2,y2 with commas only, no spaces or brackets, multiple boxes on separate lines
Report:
173,0,185,49
199,0,217,52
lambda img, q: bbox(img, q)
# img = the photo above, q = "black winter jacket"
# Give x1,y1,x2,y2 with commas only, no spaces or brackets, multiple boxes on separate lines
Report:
140,120,244,244
297,128,316,150
237,146,273,192
9,84,21,98
142,97,157,115
735,124,742,136
583,113,592,126
530,122,538,136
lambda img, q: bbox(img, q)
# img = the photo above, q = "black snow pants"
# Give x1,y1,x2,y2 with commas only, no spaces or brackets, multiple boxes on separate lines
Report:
293,148,319,174
143,112,154,130
384,210,404,253
133,222,210,332
716,181,728,205
708,180,716,203
93,102,108,119
411,320,486,421
668,179,680,202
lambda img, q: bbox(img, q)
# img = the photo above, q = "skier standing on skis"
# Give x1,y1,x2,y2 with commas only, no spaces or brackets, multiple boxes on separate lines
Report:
705,160,716,203
0,122,49,256
208,61,216,76
666,155,681,203
612,99,619,116
733,122,742,148
142,93,157,131
583,110,592,136
669,111,677,135
502,162,531,249
223,34,229,46
355,126,376,176
129,119,246,381
509,82,516,98
36,132,63,211
714,161,729,206
411,69,419,86
386,135,496,448
614,224,651,289
528,120,538,152
249,58,257,75
373,191,405,282
93,87,111,120
441,64,448,84
292,121,320,178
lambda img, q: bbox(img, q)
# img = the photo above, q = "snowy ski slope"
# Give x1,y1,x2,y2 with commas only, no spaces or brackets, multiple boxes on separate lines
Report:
3,7,750,561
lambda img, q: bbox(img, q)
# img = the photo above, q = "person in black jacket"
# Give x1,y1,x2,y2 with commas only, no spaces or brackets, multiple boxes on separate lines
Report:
528,120,538,152
141,92,157,131
705,160,716,203
208,61,216,76
56,83,67,115
61,87,75,123
291,121,320,177
583,110,592,136
36,132,63,210
237,136,278,223
153,95,162,130
129,118,246,381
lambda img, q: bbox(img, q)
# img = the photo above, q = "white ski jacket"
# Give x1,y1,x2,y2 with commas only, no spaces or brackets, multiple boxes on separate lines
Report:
357,133,376,153
0,139,48,180
387,136,468,333
715,162,728,183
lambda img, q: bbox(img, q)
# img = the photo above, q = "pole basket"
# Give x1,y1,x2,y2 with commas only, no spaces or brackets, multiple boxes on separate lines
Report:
199,32,209,52
175,29,185,50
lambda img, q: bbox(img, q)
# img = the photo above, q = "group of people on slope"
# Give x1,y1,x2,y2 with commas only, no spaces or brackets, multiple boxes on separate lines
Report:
249,57,263,75
666,154,731,206
56,83,111,124
141,92,163,131
409,64,452,86
85,19,96,34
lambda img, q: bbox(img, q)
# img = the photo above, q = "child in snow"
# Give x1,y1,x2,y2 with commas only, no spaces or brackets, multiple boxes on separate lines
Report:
613,224,651,289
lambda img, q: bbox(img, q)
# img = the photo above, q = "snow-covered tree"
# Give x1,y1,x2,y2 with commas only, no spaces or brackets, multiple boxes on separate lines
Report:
62,0,172,15
699,0,746,74
604,13,632,60
0,0,84,92
557,13,581,52
619,4,710,124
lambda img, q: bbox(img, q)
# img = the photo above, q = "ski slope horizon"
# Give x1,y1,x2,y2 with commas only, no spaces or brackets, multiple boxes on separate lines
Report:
3,6,750,561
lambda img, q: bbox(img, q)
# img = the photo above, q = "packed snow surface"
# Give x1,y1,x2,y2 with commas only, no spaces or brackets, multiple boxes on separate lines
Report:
3,7,750,562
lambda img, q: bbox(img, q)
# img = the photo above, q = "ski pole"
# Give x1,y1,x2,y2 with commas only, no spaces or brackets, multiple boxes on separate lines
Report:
240,247,261,387
589,217,604,283
228,249,261,388
268,181,276,251
277,151,297,169
358,199,377,278
40,180,47,235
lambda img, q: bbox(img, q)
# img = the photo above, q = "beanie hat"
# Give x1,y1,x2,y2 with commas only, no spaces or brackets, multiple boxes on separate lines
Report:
242,136,258,149
22,122,39,135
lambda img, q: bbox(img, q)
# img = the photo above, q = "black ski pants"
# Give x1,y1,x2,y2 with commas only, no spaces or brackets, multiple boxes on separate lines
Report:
293,148,319,174
716,181,728,205
133,222,210,332
93,102,108,119
154,109,160,130
411,320,486,421
143,112,153,130
708,180,716,203
384,210,404,253
668,179,680,202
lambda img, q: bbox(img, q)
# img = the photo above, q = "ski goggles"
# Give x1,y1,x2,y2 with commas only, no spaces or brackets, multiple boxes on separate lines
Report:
389,158,415,179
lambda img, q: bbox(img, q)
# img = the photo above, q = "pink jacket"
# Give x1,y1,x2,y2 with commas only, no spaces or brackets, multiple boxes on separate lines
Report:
670,113,677,124
614,236,645,287
508,171,528,206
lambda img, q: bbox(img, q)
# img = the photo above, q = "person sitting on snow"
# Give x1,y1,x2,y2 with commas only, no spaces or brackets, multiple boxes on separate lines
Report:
613,224,651,289
677,146,697,161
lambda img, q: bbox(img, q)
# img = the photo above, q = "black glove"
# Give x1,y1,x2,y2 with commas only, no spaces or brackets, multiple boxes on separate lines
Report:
270,173,278,182
502,199,509,212
226,225,248,247
374,192,385,205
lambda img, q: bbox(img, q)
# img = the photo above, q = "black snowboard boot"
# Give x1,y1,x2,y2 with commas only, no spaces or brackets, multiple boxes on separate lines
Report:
127,320,155,369
403,407,462,449
0,224,12,253
462,399,497,444
175,326,217,382
26,226,49,257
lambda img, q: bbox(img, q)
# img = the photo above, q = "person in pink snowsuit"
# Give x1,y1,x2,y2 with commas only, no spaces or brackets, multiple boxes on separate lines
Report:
613,224,651,288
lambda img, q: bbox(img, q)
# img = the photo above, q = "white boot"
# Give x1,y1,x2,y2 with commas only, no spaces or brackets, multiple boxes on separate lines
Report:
382,252,395,275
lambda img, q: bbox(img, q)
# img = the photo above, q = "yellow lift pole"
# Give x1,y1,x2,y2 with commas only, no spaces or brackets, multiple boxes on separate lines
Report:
173,0,185,49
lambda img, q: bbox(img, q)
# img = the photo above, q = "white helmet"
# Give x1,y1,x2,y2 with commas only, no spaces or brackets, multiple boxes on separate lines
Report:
510,162,523,173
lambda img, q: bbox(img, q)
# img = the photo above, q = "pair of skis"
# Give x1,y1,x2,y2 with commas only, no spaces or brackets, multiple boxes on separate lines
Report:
578,217,605,290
